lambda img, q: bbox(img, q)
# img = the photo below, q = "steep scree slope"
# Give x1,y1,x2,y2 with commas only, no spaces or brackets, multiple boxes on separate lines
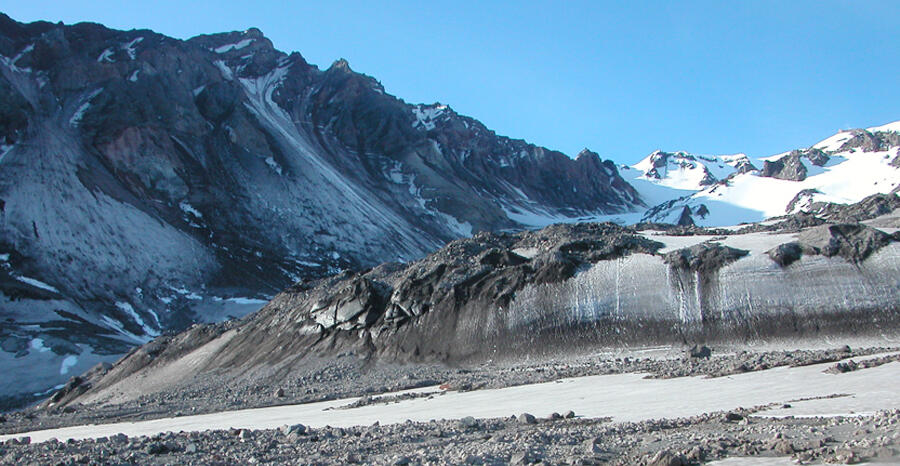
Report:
0,15,639,407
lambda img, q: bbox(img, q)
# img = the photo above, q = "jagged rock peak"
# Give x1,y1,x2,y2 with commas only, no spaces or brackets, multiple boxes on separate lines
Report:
576,148,598,160
243,27,265,39
330,57,352,71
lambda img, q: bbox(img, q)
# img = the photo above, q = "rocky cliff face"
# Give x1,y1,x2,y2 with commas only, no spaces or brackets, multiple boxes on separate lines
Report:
0,15,641,408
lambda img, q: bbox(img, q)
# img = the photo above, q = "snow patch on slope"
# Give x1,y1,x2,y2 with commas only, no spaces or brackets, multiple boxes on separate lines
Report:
214,60,234,81
16,276,59,293
690,148,899,223
178,201,203,218
69,89,103,127
59,355,78,375
214,39,254,54
265,156,283,175
97,48,114,63
122,37,143,60
115,302,159,338
411,104,447,131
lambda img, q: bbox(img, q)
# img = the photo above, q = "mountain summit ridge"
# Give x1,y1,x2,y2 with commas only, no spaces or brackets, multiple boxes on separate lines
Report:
0,13,640,408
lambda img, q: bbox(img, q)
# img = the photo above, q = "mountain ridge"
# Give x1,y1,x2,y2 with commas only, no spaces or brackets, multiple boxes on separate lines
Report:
1,12,899,410
0,13,639,408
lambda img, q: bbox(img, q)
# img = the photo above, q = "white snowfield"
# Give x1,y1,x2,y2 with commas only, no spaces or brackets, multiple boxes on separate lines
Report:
629,121,900,226
3,352,898,444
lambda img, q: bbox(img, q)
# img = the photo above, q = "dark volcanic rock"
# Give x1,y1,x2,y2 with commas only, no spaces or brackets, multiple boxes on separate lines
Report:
676,206,695,226
796,223,895,263
664,243,749,273
767,242,806,267
761,151,808,181
730,157,758,175
686,345,711,359
802,148,830,166
805,193,900,222
835,129,900,153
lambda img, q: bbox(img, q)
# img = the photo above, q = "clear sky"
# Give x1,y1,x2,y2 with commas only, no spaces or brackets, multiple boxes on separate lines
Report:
3,1,899,163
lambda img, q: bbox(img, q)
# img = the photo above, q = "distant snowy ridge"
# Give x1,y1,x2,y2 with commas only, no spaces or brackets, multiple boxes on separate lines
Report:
630,122,900,226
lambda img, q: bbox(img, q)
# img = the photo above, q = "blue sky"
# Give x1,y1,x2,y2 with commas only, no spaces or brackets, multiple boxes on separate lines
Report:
3,1,899,163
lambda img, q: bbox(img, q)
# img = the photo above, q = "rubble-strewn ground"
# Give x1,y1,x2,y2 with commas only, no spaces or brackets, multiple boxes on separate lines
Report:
1,345,899,464
2,406,898,465
1,345,894,435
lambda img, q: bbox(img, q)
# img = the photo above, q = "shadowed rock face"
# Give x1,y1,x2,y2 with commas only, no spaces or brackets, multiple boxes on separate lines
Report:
766,223,895,266
663,243,749,273
0,15,642,405
761,151,809,181
806,193,900,223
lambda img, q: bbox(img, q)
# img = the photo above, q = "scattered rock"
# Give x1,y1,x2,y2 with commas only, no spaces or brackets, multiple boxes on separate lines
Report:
686,345,711,359
459,416,478,429
585,437,603,454
771,439,795,454
647,449,687,466
280,423,307,436
517,413,537,425
146,442,170,455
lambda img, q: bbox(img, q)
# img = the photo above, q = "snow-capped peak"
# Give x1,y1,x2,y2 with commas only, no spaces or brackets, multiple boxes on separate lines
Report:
866,120,900,134
636,120,900,227
631,150,740,191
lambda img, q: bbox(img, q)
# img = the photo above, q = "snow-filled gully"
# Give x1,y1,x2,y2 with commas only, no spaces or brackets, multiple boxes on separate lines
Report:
3,352,898,444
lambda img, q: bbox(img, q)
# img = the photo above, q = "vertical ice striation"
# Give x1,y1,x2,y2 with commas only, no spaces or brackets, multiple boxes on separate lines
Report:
502,244,900,344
